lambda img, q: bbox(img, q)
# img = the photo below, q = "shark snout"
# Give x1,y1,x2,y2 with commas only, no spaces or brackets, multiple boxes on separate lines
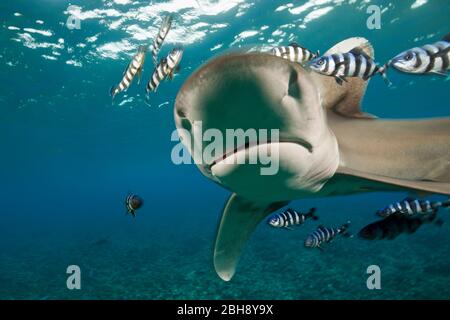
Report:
174,52,339,200
174,52,315,143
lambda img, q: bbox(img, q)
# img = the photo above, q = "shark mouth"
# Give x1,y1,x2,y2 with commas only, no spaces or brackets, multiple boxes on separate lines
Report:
206,138,313,172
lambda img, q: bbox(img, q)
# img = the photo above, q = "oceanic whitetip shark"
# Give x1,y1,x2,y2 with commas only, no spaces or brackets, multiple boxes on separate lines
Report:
174,38,450,281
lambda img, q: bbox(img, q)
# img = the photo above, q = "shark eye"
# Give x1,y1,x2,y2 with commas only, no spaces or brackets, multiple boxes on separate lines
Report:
318,59,325,65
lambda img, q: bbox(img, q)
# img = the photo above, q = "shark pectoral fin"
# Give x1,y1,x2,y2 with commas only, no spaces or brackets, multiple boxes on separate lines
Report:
336,166,450,196
214,194,289,281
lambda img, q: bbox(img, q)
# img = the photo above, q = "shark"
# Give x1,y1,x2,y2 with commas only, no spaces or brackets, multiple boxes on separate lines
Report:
173,37,450,281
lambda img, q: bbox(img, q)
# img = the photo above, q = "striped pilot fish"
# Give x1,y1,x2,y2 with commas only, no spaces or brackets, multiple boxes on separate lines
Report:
166,47,183,80
270,43,319,64
267,207,318,229
110,45,148,99
304,222,351,250
146,47,183,94
309,47,390,85
146,58,169,94
151,15,173,65
376,197,450,218
359,214,443,241
388,33,450,76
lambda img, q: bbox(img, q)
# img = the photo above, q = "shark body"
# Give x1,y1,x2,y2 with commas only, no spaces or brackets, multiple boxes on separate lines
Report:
174,38,450,281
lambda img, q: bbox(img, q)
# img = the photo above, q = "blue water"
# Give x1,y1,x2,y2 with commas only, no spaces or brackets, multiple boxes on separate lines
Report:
1,0,449,299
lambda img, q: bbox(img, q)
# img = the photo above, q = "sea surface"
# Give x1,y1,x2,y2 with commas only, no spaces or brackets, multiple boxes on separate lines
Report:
0,0,449,299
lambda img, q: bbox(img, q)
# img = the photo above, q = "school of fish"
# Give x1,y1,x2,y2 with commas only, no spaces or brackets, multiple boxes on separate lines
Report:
268,196,449,250
269,33,449,85
110,14,183,102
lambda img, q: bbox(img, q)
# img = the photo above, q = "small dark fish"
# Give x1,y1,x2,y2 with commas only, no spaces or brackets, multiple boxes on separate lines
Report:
110,45,147,99
304,222,351,250
388,33,450,76
309,47,390,85
151,15,173,65
359,214,443,241
271,43,319,64
125,194,143,217
376,197,450,218
267,207,318,229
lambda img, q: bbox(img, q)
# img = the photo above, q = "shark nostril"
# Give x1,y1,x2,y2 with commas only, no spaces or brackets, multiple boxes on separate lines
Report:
181,118,192,131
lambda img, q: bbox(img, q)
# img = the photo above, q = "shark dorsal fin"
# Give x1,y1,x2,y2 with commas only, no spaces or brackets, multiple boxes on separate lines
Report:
311,37,376,119
325,37,374,57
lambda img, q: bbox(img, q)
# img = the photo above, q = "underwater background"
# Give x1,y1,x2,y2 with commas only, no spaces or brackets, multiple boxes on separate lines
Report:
0,0,449,299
